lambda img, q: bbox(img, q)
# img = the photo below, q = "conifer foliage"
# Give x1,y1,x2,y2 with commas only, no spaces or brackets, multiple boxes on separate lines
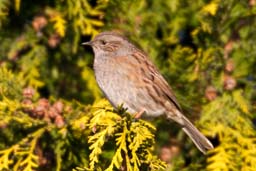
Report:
0,0,256,170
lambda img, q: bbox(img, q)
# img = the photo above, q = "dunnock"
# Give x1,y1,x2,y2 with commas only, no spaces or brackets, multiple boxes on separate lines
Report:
83,31,213,154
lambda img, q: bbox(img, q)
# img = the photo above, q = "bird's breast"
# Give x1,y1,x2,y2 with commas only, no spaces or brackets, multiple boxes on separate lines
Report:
93,55,166,117
93,57,136,110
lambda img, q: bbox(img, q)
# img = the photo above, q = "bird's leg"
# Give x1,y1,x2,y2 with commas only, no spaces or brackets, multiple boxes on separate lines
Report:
134,109,146,119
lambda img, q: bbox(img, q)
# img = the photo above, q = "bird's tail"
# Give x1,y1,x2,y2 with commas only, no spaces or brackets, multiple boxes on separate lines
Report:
181,116,213,154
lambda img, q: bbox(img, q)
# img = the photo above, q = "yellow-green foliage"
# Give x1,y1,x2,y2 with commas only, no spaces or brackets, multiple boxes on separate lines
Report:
1,0,256,171
73,100,166,171
199,90,256,171
65,0,108,52
0,128,45,171
0,68,166,170
0,67,22,100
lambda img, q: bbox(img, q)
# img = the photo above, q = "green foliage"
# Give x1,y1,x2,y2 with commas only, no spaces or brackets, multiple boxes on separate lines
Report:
87,101,166,171
0,128,45,171
0,67,22,100
0,0,9,27
1,0,256,171
0,68,165,170
73,100,166,171
200,90,256,171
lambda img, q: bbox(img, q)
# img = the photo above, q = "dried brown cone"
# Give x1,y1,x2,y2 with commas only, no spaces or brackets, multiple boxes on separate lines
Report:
22,98,33,106
54,115,65,128
223,74,237,91
21,99,34,113
33,98,50,118
159,139,181,163
224,40,234,59
47,107,58,119
23,87,35,99
32,16,48,32
225,59,235,73
205,86,217,101
160,146,172,163
38,98,50,109
48,33,61,48
34,105,46,117
52,101,64,114
250,0,256,6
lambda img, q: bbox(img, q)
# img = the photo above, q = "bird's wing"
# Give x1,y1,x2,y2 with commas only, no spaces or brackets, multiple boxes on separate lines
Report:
151,69,182,111
132,51,182,111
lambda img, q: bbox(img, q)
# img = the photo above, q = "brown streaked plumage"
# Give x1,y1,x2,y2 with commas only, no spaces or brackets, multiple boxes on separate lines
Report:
82,31,214,154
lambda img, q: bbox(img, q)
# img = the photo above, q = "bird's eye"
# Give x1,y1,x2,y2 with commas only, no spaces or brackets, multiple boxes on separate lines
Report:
100,40,107,45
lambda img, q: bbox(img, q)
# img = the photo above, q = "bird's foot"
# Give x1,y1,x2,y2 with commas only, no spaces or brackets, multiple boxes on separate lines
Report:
134,109,146,119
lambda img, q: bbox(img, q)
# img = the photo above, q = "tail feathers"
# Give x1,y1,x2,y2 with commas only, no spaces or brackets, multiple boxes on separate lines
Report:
182,116,213,154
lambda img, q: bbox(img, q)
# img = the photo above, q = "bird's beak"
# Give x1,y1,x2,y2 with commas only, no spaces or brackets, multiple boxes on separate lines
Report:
82,41,93,46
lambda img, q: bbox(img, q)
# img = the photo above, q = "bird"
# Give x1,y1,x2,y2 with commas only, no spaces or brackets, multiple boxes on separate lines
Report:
82,31,213,154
